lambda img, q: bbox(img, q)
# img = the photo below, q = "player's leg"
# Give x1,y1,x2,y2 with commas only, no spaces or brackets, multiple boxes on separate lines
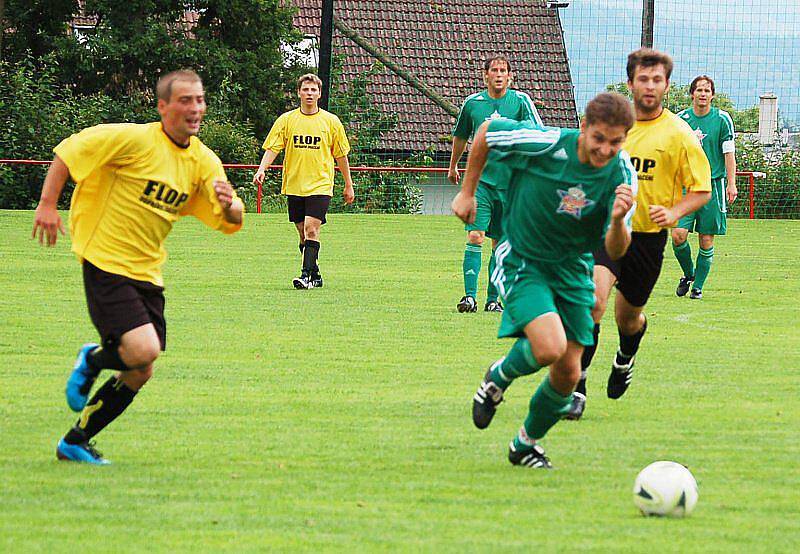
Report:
606,232,667,399
484,189,504,312
671,218,695,296
287,195,308,286
301,195,330,288
691,234,715,299
459,185,491,312
691,177,726,299
59,267,165,464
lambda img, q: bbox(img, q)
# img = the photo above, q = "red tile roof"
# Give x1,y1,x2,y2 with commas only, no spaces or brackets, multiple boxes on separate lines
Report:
291,0,577,154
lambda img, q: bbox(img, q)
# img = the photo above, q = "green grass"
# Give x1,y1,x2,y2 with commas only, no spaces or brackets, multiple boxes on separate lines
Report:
1,211,798,552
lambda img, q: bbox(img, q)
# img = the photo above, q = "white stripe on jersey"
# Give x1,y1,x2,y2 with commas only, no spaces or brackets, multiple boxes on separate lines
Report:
618,150,639,228
486,128,561,152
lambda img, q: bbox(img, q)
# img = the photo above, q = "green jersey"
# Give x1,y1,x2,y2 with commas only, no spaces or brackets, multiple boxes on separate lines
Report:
485,120,637,263
677,107,735,179
453,89,542,189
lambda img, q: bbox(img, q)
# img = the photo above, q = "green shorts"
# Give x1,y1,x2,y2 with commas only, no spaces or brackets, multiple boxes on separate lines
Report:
465,182,506,240
677,177,727,235
492,241,596,346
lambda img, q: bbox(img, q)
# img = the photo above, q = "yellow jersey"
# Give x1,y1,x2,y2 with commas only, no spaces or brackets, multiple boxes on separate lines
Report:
54,122,243,286
263,108,350,196
623,109,711,233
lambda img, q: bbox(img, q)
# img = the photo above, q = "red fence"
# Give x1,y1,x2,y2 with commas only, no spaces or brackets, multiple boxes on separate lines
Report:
0,159,766,218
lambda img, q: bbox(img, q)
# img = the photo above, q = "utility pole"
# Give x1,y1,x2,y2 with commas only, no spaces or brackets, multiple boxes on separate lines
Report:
641,0,655,48
318,0,334,110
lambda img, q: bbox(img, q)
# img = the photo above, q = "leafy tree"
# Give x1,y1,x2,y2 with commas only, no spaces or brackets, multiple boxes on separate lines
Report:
605,82,759,132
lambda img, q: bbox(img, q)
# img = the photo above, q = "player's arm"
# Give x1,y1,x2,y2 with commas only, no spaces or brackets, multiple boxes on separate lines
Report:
451,122,489,223
724,152,737,204
605,184,634,260
32,155,69,246
448,136,468,185
649,136,711,228
213,180,244,225
253,149,280,186
335,155,355,204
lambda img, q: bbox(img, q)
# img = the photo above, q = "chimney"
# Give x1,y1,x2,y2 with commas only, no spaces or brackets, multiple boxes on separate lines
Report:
758,93,778,145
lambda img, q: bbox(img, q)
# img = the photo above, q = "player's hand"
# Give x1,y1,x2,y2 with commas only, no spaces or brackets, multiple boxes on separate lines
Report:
343,184,355,205
447,167,460,185
611,184,634,221
452,191,476,224
649,205,677,228
727,183,738,204
213,179,235,209
252,169,265,186
32,203,65,247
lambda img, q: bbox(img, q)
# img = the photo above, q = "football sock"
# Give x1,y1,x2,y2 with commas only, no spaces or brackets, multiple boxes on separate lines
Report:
618,318,648,360
88,345,129,373
489,338,543,388
299,242,304,255
486,248,499,302
520,376,573,441
63,376,137,444
577,323,601,396
463,243,482,297
302,240,320,275
694,246,714,290
672,240,694,278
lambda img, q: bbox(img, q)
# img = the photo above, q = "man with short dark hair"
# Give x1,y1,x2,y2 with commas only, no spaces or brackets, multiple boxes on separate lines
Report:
32,69,245,464
449,55,543,313
566,49,712,420
453,92,637,468
672,75,738,299
253,73,354,289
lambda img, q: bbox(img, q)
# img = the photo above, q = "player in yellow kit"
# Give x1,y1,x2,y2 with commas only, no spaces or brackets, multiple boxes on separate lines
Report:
253,73,355,289
565,49,712,419
32,70,244,464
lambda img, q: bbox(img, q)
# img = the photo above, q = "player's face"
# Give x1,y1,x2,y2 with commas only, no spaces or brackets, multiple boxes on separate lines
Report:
579,120,628,168
484,60,511,94
298,82,321,109
692,80,714,110
628,64,669,116
158,80,206,143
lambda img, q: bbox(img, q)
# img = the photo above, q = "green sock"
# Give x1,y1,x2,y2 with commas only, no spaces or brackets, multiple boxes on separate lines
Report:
694,246,714,290
521,376,573,441
486,248,498,303
672,241,694,278
489,338,543,388
463,243,482,297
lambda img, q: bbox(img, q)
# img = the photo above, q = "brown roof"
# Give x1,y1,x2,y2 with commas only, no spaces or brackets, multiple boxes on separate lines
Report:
292,0,577,154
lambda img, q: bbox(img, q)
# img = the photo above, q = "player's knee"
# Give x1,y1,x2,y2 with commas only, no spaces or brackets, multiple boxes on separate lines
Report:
120,340,160,369
671,230,687,246
531,336,567,367
304,225,320,241
467,231,484,245
119,364,153,391
591,297,607,322
617,313,643,337
699,235,714,249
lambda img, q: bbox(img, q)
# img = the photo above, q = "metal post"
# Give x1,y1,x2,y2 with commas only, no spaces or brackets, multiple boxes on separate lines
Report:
641,0,655,48
749,174,755,219
318,0,334,110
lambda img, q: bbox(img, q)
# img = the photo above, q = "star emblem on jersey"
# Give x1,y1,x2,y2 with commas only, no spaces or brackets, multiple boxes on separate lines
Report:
693,128,706,144
556,185,595,220
487,109,502,121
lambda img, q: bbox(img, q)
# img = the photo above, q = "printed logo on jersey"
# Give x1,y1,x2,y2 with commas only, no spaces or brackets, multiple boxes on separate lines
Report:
293,134,322,150
140,181,189,214
552,148,568,161
556,185,595,219
629,157,657,181
484,109,502,122
692,128,707,144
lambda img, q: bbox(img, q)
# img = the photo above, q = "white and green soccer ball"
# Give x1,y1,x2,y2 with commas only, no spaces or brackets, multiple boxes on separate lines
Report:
633,461,698,517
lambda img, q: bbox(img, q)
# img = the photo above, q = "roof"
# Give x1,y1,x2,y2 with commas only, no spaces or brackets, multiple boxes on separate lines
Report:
291,0,577,154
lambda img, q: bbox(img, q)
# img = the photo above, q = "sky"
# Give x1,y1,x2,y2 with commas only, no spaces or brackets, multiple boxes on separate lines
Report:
559,0,800,125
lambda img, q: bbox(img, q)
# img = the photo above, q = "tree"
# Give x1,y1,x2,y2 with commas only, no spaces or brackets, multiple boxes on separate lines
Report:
604,82,759,132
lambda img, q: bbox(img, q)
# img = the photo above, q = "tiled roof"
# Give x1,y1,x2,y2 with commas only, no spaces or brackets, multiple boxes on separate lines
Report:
291,0,577,154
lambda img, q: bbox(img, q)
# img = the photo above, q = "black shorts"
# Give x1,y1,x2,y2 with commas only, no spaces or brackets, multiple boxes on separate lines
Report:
593,231,668,308
287,194,331,224
83,261,167,350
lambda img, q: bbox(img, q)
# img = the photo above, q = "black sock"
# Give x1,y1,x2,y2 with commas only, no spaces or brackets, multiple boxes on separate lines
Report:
63,376,137,444
577,324,600,396
299,243,305,255
618,318,648,360
88,344,129,372
302,240,320,275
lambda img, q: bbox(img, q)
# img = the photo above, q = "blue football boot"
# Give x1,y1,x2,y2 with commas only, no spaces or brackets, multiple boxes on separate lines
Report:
65,343,99,412
56,438,110,465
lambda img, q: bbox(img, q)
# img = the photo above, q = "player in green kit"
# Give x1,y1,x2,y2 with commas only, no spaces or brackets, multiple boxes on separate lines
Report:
672,75,738,299
448,55,542,313
452,93,636,468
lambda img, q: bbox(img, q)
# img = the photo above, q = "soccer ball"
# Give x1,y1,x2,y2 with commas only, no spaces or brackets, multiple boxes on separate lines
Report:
633,461,698,517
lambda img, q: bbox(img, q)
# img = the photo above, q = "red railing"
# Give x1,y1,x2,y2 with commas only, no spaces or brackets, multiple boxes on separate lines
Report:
0,159,766,217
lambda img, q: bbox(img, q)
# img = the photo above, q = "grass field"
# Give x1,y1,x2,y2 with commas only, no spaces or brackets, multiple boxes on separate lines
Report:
1,211,798,552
